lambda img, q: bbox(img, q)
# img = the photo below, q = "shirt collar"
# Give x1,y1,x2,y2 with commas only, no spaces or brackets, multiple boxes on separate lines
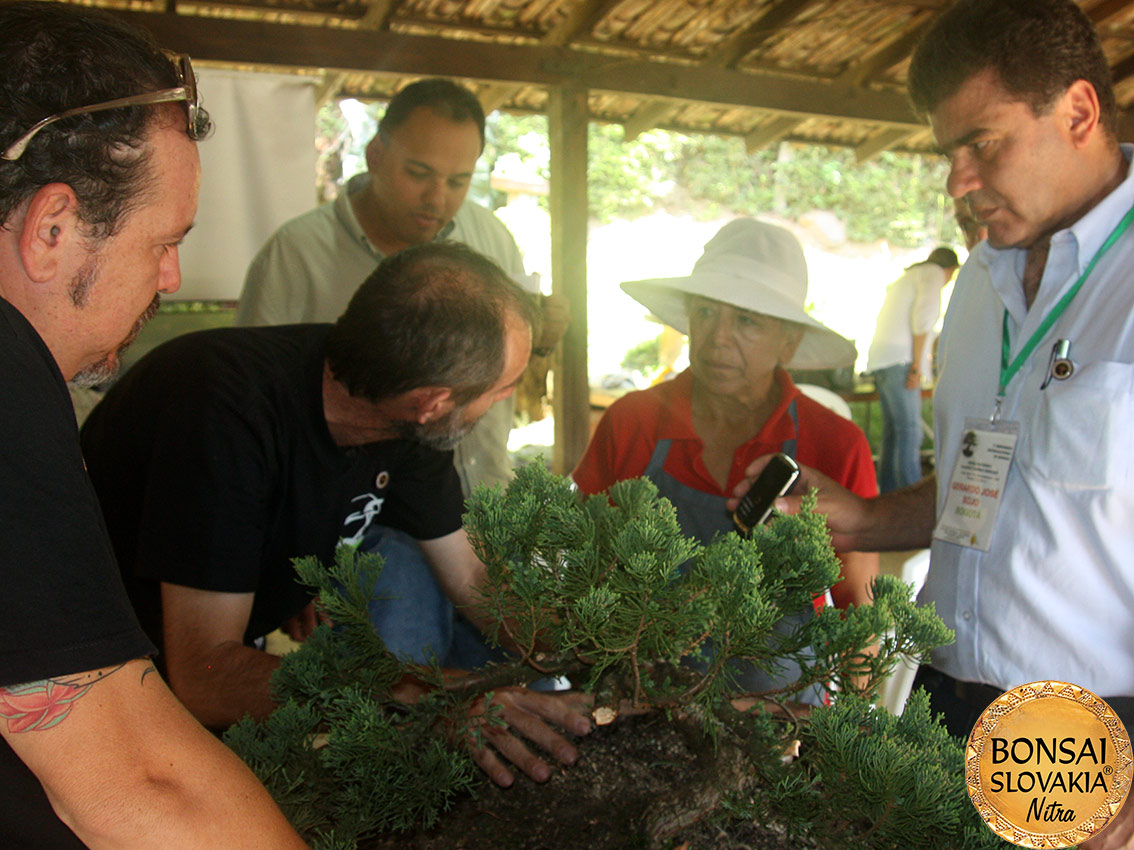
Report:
336,173,378,256
658,367,801,450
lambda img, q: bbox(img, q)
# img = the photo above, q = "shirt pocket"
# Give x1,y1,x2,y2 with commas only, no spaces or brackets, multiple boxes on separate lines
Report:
1020,360,1134,489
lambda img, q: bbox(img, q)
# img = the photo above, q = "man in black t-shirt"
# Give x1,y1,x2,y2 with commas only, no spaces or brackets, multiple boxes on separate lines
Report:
82,242,592,788
0,5,308,848
84,324,466,658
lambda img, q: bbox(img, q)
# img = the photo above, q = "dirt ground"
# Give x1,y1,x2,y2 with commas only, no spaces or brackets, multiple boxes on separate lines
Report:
362,712,820,850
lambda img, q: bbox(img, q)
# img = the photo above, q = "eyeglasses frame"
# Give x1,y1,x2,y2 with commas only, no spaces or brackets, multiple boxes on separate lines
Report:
2,54,203,162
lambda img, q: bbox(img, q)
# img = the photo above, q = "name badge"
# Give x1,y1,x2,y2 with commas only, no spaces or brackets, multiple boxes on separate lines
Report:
933,417,1019,551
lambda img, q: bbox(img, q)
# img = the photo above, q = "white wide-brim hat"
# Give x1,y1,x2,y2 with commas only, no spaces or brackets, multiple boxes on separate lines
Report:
621,218,857,370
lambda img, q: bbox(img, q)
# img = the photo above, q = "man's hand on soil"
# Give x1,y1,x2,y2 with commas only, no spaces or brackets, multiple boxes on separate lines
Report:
464,688,592,787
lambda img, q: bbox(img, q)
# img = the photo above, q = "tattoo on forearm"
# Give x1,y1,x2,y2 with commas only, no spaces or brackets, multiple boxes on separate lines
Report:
0,663,128,733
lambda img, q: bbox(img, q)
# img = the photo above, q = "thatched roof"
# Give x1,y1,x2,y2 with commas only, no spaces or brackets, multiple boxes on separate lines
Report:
76,0,1134,157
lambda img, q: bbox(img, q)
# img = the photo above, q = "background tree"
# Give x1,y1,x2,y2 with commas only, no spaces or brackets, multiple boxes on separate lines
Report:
316,103,956,249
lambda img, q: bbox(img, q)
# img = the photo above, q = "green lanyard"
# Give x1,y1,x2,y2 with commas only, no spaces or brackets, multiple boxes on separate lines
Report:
998,204,1134,405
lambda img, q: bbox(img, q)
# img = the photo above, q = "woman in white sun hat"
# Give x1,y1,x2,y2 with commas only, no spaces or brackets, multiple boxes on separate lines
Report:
573,218,878,699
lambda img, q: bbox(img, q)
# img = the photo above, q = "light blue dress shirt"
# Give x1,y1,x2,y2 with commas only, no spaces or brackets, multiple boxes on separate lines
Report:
927,145,1134,698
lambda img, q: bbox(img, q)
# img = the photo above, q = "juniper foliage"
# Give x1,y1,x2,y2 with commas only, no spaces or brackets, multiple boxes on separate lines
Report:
225,546,480,849
224,463,1002,849
464,462,951,708
740,690,1009,849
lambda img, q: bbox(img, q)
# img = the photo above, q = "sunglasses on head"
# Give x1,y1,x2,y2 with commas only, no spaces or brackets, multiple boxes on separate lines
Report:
3,54,206,162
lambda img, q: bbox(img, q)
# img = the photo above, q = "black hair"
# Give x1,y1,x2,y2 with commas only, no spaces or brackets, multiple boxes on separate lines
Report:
908,0,1116,135
926,246,959,269
325,241,538,405
0,1,213,239
377,78,486,151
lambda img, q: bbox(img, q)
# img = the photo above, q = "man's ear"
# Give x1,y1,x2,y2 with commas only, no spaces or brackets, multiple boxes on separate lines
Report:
1063,79,1102,149
18,183,83,283
364,133,388,174
406,386,454,424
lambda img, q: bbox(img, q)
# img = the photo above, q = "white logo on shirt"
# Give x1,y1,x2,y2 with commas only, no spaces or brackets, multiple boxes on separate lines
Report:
342,493,385,545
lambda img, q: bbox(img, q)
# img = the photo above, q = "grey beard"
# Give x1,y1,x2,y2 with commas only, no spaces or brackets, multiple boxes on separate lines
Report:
391,407,475,452
69,293,161,388
69,357,119,389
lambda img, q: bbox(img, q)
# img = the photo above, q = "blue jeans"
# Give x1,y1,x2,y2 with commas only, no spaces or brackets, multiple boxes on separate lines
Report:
358,525,508,669
358,525,452,664
358,527,564,686
874,363,923,493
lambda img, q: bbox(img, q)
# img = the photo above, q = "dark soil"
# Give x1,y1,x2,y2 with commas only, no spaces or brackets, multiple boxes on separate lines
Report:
362,713,820,850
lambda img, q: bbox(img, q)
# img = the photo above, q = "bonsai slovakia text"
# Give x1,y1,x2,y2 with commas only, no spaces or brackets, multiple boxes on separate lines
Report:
989,736,1112,824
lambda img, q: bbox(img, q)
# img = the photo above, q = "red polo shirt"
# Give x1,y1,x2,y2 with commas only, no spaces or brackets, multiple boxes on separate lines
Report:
574,368,877,503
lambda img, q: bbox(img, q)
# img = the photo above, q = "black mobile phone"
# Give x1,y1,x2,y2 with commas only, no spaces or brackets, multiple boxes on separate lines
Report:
732,453,801,536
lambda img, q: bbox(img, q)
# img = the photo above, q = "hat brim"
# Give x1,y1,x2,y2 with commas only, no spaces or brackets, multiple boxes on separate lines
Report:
622,274,857,370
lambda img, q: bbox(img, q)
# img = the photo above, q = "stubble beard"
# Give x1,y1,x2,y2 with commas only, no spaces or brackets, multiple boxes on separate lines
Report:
392,404,479,452
69,291,162,389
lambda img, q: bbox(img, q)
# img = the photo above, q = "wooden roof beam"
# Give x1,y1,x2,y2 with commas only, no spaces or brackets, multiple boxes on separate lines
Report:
358,0,398,30
1111,51,1134,86
362,0,403,30
478,82,522,114
315,71,348,108
113,11,922,128
716,0,825,70
543,0,623,47
835,18,931,88
622,100,675,142
1088,0,1133,23
618,1,823,145
854,126,916,162
744,115,803,153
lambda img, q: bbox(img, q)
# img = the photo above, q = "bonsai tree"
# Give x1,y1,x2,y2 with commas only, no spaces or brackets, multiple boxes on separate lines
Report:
225,463,1007,850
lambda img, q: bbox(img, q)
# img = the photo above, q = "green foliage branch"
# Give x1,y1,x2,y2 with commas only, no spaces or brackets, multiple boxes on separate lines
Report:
731,690,1008,850
224,463,1007,850
225,546,483,849
464,462,951,714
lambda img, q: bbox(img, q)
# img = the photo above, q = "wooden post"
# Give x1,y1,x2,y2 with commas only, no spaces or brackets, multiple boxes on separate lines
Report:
547,84,590,475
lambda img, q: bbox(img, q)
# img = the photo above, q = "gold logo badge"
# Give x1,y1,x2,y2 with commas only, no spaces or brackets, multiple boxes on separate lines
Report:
967,681,1132,847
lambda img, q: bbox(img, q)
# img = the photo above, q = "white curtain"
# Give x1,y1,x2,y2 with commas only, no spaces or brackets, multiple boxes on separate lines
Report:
177,68,317,301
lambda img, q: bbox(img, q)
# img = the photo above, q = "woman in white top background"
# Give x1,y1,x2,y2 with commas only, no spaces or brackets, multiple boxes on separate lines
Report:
866,246,958,493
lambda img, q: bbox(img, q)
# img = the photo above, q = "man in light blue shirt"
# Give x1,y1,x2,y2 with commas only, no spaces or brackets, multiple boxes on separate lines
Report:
734,0,1134,798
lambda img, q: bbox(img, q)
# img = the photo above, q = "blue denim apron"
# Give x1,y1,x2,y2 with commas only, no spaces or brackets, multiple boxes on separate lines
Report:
642,399,824,704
